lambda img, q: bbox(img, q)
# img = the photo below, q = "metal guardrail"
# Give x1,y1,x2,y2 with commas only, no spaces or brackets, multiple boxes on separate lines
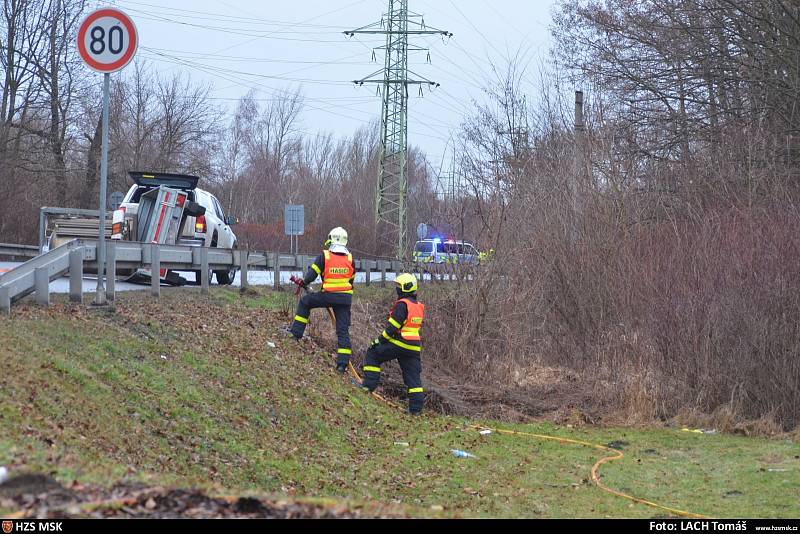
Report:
0,240,84,311
0,240,451,314
0,243,39,259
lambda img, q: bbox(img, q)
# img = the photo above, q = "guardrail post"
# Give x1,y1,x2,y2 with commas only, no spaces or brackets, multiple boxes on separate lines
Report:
200,247,209,295
151,244,160,298
35,267,49,306
39,209,46,252
0,286,9,315
69,248,83,303
380,261,387,287
240,249,249,291
107,242,116,302
364,261,371,286
273,252,281,290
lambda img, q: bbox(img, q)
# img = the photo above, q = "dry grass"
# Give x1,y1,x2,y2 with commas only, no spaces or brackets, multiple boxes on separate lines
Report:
419,203,800,435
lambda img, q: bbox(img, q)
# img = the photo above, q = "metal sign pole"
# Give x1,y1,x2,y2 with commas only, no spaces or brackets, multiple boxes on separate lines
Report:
94,72,110,305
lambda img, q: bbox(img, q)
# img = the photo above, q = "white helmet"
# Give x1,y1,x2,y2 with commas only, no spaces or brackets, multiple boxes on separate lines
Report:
328,227,348,246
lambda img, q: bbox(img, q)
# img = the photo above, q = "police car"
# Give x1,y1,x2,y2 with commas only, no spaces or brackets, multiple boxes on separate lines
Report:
412,238,481,265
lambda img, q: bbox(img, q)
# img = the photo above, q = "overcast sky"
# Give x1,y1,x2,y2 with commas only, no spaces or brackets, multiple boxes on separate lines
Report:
107,0,556,172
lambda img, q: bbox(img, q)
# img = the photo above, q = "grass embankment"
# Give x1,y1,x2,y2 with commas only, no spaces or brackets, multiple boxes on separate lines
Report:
0,288,798,518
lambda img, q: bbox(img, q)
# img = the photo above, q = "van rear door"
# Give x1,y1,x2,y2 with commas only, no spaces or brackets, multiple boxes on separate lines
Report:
128,171,200,190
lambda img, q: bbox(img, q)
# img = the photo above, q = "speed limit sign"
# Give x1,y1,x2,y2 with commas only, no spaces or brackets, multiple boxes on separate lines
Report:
77,7,138,306
77,8,137,73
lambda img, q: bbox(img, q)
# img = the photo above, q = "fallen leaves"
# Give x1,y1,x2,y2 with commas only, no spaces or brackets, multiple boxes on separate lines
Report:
1,470,414,518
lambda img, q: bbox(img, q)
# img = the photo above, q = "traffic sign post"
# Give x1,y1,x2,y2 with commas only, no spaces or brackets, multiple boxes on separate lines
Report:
109,191,125,211
416,222,428,240
284,205,305,255
77,8,137,306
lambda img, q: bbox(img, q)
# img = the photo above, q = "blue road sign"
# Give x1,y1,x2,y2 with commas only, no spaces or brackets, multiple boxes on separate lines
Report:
284,205,305,236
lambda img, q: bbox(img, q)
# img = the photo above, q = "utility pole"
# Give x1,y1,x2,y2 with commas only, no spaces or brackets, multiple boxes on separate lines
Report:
345,1,451,259
575,90,587,181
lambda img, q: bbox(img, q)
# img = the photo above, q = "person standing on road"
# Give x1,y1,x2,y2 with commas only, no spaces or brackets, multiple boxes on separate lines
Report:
361,273,425,415
288,227,355,373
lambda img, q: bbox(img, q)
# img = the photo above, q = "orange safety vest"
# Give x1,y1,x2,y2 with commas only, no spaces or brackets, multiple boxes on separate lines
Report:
398,298,424,341
383,298,424,351
321,250,354,294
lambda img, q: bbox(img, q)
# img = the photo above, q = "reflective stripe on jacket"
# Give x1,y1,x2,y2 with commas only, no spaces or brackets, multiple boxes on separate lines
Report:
383,298,424,352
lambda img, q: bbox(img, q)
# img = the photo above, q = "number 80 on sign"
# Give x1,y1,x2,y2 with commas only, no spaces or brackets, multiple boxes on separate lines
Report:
77,8,137,73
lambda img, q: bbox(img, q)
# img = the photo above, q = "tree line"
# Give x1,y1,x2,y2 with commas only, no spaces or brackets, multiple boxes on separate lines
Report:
426,0,800,429
0,0,438,255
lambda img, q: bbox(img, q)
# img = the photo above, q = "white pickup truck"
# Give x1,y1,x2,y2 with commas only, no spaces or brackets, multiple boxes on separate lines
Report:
119,172,239,285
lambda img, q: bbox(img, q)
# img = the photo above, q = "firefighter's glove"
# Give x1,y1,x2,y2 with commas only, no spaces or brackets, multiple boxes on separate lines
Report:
289,276,305,296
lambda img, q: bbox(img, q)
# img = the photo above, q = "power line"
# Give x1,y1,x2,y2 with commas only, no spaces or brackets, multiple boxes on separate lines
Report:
137,51,459,144
480,0,529,41
203,0,373,57
128,11,383,43
117,0,356,29
141,49,354,86
446,0,505,60
140,46,370,65
134,52,381,124
131,50,391,129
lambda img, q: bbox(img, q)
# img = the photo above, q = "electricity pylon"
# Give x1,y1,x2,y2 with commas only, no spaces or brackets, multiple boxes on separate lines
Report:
345,0,451,259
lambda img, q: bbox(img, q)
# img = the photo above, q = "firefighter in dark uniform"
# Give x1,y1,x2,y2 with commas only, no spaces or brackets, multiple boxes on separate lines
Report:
362,273,425,415
288,227,354,372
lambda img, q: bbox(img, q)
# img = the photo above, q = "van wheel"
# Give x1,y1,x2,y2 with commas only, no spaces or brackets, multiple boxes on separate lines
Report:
213,239,237,286
192,235,216,286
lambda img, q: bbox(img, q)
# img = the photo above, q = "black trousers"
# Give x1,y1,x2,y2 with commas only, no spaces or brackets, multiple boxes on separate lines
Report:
290,291,352,366
362,342,424,414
